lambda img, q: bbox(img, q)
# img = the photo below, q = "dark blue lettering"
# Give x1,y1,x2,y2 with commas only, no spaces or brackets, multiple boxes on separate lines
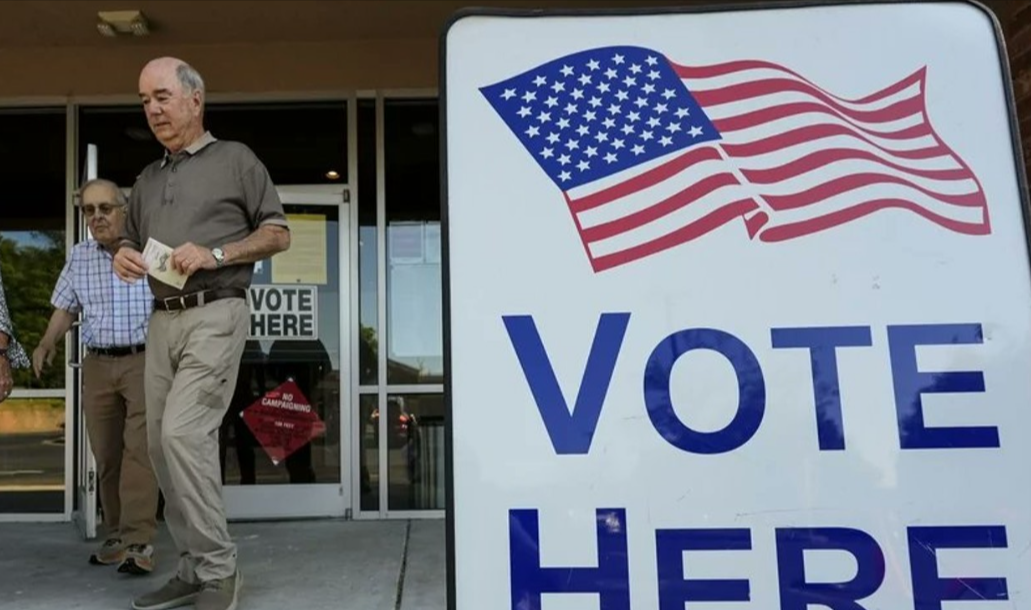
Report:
771,326,873,450
644,328,765,454
656,528,751,609
887,324,995,449
776,527,885,610
509,508,630,610
503,313,630,454
908,526,1008,610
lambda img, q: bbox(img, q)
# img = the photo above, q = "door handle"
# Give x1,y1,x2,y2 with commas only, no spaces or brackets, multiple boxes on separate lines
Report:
69,361,81,369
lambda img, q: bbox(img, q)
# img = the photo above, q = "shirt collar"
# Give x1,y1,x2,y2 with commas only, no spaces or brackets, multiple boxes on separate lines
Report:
161,131,217,167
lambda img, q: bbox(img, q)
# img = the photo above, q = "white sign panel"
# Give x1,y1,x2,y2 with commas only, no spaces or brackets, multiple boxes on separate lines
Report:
443,2,1031,609
248,284,318,340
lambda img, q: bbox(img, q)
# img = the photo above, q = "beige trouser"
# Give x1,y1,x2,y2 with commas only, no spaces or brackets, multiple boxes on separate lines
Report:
145,297,249,583
82,350,158,545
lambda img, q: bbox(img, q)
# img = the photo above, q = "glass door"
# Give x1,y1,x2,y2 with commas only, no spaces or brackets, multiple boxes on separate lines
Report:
221,185,351,519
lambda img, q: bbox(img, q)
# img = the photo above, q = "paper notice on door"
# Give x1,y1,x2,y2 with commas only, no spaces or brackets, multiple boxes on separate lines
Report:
272,214,328,284
142,237,187,289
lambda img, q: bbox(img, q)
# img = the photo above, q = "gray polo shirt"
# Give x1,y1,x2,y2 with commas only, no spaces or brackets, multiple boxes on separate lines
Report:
122,131,289,301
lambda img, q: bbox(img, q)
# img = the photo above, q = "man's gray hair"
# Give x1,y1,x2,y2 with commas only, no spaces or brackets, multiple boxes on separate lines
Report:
177,62,205,106
77,178,127,206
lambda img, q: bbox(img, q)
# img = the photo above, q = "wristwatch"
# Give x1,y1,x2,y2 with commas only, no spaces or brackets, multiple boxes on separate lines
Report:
212,247,226,268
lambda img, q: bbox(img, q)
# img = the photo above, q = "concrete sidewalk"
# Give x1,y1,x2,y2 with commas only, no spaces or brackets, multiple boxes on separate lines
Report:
0,518,446,610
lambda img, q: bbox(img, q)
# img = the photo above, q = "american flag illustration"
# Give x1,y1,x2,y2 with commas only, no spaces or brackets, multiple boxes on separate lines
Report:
480,46,990,272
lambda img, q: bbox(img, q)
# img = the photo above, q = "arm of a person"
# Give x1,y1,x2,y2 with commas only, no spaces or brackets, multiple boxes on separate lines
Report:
32,309,75,378
172,158,290,276
0,262,27,402
222,224,290,265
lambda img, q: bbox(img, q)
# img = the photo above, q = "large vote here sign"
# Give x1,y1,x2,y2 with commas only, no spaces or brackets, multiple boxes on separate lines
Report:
442,1,1031,609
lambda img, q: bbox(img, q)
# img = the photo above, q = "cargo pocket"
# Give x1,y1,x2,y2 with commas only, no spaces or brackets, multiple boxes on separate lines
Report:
198,368,232,410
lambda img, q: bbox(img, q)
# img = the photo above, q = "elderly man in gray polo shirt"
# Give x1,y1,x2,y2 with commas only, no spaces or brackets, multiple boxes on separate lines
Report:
113,56,290,610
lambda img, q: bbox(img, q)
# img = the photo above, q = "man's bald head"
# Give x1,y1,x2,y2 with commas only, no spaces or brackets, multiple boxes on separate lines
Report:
138,57,206,153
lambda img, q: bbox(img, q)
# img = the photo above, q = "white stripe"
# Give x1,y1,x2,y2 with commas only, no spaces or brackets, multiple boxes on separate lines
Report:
736,135,959,172
764,183,985,227
587,182,747,258
706,94,925,134
720,112,934,149
703,87,920,125
682,70,922,112
748,158,979,197
567,147,696,198
575,156,733,229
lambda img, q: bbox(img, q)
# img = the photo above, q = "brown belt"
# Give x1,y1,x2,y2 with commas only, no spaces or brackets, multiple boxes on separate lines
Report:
153,288,247,312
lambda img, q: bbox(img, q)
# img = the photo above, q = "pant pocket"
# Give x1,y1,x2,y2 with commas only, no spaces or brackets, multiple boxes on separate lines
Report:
198,372,232,410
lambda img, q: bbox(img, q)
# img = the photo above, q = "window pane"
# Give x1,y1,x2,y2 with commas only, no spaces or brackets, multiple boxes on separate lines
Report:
387,393,445,511
358,99,378,386
359,393,379,512
0,108,67,390
384,99,442,384
0,396,65,513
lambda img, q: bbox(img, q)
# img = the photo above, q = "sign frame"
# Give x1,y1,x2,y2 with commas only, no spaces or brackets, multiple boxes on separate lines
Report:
439,1,1031,608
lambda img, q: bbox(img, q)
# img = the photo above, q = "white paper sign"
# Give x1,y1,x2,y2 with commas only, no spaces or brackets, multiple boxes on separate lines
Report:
141,237,187,289
443,3,1031,609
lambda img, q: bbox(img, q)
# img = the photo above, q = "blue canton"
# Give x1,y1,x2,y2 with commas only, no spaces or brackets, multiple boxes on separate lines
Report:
51,241,153,348
481,45,722,190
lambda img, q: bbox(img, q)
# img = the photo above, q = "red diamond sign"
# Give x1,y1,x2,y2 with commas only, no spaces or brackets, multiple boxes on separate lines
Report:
240,379,323,466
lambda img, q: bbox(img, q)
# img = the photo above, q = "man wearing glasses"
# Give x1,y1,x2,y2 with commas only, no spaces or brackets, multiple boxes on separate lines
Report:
33,178,159,575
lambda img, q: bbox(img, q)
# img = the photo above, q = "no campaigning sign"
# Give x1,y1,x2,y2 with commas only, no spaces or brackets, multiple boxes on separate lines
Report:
241,379,324,465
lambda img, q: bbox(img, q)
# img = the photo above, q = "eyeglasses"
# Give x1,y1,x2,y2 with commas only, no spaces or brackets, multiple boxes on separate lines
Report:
81,203,123,217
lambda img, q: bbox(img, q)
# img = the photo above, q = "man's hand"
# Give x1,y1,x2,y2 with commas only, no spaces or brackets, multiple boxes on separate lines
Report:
32,342,56,379
113,247,148,283
171,242,216,277
0,356,11,404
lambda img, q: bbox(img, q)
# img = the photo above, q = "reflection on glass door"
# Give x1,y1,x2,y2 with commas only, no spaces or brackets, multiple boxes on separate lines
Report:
0,231,69,516
221,186,350,520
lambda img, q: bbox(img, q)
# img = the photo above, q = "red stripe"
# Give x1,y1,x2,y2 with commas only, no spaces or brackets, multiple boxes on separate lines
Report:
693,76,922,124
714,95,923,134
740,147,972,184
762,173,986,212
757,198,989,242
674,61,924,106
568,146,722,213
719,123,945,160
591,199,758,272
580,173,740,242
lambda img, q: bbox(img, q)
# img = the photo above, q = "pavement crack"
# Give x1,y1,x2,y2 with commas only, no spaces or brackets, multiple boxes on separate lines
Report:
394,519,412,610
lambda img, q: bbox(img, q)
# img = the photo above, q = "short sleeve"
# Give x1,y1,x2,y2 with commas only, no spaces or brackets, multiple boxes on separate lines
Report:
242,160,289,230
50,251,81,314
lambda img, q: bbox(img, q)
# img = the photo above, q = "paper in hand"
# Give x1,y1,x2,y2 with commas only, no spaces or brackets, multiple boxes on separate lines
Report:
142,238,187,289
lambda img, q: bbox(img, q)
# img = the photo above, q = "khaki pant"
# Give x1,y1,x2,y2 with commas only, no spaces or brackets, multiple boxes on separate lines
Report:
145,297,249,583
82,350,158,545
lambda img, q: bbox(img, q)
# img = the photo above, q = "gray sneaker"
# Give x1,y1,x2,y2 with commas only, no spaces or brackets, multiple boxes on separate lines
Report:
196,571,242,610
131,576,202,610
89,537,124,565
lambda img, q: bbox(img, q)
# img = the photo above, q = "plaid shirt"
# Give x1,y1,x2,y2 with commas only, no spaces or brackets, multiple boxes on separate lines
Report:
52,240,153,348
0,259,29,368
